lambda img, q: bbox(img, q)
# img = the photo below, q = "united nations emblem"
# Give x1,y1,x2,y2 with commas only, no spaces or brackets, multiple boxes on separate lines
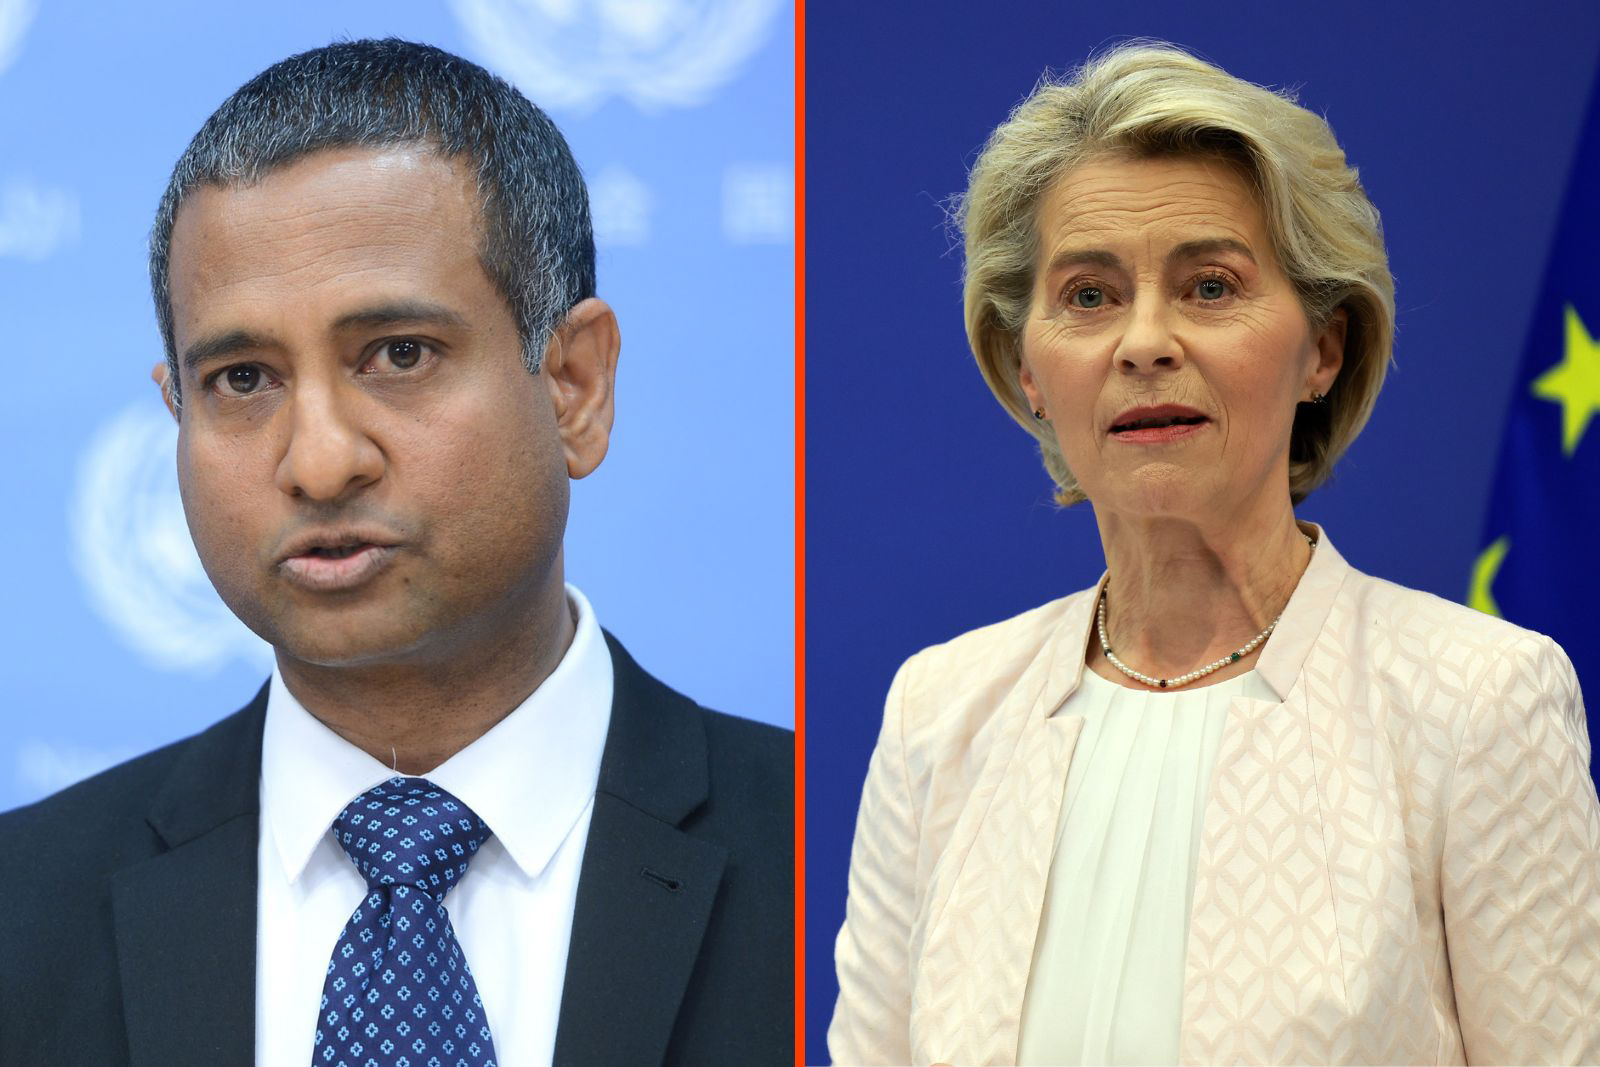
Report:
70,404,272,673
450,0,785,113
0,0,36,77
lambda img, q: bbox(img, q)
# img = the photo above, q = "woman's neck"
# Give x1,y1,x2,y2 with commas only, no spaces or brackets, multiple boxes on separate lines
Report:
1088,504,1313,689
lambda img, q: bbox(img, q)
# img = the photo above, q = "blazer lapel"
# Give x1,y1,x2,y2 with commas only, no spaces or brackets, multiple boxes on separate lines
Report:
913,581,1101,1066
552,635,728,1067
916,525,1364,1066
112,689,266,1067
1179,526,1403,1064
1181,529,1439,1065
1178,687,1349,1064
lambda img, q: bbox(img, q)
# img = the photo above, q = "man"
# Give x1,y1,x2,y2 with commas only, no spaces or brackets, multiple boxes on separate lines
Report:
0,39,792,1066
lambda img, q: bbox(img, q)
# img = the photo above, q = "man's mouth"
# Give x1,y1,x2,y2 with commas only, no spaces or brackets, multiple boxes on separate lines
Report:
302,542,370,560
277,532,402,592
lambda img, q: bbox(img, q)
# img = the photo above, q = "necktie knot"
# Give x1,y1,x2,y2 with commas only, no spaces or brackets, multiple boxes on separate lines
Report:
331,776,492,899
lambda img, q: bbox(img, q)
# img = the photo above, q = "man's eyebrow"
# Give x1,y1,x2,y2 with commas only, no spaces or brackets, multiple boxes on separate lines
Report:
331,301,471,332
181,330,270,373
180,302,471,374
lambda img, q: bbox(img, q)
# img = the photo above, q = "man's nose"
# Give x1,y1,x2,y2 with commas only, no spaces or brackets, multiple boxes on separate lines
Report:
1113,297,1186,375
274,383,384,501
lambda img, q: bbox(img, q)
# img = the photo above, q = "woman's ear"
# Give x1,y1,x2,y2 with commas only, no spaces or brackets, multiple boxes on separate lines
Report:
542,297,621,479
1018,354,1046,419
1310,306,1348,396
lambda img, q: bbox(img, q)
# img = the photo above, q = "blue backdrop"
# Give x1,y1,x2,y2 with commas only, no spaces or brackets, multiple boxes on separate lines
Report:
0,0,794,814
803,3,1600,1060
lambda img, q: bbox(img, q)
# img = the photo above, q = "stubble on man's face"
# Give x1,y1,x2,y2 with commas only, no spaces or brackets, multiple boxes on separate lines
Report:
164,145,571,671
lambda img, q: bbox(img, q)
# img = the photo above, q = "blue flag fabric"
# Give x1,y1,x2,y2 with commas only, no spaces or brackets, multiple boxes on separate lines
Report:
1473,68,1600,794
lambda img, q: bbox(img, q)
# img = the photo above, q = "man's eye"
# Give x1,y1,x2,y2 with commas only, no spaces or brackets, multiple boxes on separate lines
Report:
219,364,264,395
375,339,425,370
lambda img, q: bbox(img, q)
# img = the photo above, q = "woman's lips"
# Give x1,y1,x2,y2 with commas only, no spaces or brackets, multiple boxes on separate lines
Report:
1109,420,1209,444
279,544,398,591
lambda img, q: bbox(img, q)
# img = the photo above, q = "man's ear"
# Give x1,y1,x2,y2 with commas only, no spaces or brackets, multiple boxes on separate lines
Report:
542,297,620,479
151,361,179,421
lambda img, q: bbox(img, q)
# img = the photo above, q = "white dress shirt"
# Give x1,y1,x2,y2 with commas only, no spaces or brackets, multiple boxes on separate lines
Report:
1017,666,1276,1066
255,584,613,1067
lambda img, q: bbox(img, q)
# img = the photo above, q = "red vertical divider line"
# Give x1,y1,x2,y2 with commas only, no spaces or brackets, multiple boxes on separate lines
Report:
793,0,807,1063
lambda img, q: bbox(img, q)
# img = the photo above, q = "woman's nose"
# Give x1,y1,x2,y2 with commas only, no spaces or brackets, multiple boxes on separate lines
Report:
1113,300,1185,375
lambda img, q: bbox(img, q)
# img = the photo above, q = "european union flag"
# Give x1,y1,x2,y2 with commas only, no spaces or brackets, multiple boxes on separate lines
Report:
1473,67,1600,793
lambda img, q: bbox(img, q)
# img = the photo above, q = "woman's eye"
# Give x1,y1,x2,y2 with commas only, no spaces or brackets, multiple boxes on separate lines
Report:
1194,277,1231,301
1070,286,1105,309
217,364,265,395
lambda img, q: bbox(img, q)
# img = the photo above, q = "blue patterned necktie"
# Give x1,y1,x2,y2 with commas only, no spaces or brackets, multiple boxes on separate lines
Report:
314,776,499,1067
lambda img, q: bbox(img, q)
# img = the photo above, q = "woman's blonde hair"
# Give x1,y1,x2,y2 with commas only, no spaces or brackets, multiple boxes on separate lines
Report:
958,41,1395,505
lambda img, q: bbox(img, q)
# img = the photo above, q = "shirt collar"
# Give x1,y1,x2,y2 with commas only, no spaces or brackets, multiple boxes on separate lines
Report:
260,584,614,886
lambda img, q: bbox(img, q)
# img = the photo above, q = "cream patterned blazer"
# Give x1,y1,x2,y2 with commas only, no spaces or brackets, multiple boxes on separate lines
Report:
829,529,1600,1065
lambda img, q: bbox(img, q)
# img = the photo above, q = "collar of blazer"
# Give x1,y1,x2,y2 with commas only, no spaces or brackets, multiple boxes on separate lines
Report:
109,631,726,1067
1028,520,1348,720
911,523,1369,1065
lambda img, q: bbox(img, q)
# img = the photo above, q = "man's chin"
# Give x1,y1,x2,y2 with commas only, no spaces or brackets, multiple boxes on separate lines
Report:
278,643,428,672
253,617,442,673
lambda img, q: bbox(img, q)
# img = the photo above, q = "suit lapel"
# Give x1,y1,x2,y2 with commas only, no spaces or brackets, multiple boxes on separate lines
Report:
112,689,267,1067
552,635,727,1067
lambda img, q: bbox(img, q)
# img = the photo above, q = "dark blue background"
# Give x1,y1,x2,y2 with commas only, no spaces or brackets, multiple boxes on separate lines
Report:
804,4,1600,1061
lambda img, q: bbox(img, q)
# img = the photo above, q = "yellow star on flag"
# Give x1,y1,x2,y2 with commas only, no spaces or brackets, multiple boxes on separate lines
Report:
1468,536,1509,617
1531,304,1600,456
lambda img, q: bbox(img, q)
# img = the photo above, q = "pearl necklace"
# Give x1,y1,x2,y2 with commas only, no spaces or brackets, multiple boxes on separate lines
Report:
1096,533,1315,690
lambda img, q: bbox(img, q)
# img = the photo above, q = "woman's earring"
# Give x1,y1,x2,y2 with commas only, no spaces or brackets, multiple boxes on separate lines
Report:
1033,408,1046,420
1311,392,1328,405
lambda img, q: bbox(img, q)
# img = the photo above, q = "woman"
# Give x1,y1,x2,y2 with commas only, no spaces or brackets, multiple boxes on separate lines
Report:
828,43,1600,1066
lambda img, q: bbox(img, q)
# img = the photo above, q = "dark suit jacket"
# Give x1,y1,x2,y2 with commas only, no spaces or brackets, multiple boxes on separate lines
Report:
0,634,793,1065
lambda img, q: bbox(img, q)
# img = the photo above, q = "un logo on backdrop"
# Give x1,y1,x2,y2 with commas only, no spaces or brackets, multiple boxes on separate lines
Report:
70,404,271,674
449,0,785,113
0,0,35,77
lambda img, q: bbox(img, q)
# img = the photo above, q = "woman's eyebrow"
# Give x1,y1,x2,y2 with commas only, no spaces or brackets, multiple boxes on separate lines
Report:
1042,238,1256,277
1167,237,1256,264
1043,247,1124,274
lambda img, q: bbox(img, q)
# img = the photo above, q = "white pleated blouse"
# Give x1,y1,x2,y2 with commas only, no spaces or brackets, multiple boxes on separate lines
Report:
1017,665,1277,1066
